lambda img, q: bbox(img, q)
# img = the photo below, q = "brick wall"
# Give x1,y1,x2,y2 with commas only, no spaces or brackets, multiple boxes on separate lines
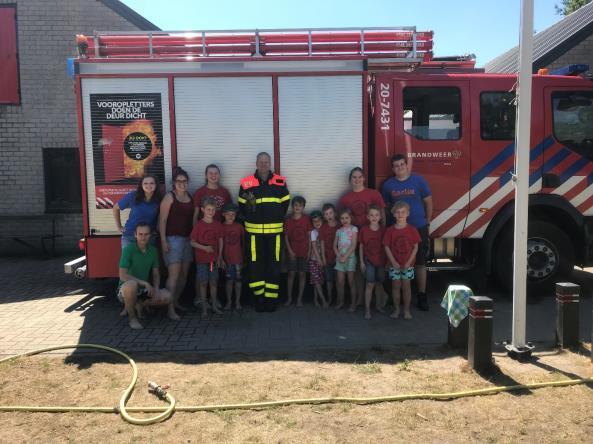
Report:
545,32,593,72
0,0,144,255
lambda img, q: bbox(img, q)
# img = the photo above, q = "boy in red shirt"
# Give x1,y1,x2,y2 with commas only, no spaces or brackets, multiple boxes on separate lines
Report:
190,197,224,319
284,195,312,306
383,201,421,320
359,204,386,320
220,203,244,311
319,203,339,305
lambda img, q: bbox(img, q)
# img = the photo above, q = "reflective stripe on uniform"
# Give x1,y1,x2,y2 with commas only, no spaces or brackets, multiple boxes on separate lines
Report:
245,227,283,234
264,292,278,299
249,281,265,288
275,234,280,261
245,222,283,229
254,288,265,296
251,235,257,261
265,283,279,289
254,196,290,204
237,196,247,204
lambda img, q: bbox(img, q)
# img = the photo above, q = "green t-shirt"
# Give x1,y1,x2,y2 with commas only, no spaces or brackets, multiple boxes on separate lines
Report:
118,243,159,286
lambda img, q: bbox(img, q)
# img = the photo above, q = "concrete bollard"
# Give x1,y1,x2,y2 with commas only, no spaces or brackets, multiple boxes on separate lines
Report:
555,282,580,349
468,296,493,373
447,317,469,350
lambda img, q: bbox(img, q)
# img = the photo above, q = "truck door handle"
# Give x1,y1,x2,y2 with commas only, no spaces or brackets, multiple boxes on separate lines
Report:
542,173,560,188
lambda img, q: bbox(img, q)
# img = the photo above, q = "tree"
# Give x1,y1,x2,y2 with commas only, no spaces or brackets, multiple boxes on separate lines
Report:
555,0,591,15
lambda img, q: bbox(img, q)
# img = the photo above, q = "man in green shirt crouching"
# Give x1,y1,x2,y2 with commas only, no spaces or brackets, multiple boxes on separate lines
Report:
118,222,178,329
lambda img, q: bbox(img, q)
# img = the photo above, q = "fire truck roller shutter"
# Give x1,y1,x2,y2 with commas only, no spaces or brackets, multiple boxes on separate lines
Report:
81,78,173,235
174,77,274,203
278,76,363,211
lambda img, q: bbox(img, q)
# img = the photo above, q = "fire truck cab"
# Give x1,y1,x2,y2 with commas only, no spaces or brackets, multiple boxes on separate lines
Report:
371,66,593,290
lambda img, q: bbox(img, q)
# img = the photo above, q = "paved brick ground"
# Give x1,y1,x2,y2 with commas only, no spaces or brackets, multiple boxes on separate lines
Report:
0,256,591,357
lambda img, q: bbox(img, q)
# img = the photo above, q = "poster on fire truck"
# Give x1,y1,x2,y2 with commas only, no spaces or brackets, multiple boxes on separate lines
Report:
90,93,164,209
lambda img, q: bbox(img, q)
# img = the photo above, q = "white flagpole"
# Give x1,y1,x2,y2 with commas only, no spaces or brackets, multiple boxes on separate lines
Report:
509,0,534,357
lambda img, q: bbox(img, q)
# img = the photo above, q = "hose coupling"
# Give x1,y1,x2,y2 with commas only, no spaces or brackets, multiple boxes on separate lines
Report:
147,381,168,400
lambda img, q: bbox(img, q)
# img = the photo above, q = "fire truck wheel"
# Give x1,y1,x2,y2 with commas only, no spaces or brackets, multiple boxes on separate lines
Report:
494,220,574,294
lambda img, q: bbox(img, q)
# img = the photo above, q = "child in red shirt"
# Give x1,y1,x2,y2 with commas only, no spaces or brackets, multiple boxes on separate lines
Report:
190,197,224,319
319,203,339,305
220,203,244,311
359,204,386,320
383,201,421,320
284,195,312,306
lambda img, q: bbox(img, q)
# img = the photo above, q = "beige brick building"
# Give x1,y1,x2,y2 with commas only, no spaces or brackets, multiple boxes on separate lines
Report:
0,0,157,255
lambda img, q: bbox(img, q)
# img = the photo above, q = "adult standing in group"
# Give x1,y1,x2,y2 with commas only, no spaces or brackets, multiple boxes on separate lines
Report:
381,154,433,311
159,167,193,318
238,152,290,312
192,164,232,223
113,175,161,249
338,167,387,308
338,167,386,228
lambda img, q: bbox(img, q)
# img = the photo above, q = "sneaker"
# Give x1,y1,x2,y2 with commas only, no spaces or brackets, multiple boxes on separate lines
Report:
417,293,429,311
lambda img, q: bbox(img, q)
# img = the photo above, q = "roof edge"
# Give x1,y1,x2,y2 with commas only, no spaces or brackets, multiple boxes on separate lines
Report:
98,0,160,31
534,20,593,70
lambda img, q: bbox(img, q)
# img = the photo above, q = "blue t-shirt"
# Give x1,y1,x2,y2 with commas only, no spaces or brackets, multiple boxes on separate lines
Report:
381,175,431,228
118,191,159,238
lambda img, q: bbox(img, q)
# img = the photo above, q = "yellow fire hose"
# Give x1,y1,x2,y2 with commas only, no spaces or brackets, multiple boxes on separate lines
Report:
0,344,592,426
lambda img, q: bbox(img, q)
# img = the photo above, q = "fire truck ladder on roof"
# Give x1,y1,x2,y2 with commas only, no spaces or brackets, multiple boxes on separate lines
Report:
80,27,433,64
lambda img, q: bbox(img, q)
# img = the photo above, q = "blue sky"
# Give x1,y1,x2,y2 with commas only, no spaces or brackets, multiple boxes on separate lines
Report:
121,0,564,67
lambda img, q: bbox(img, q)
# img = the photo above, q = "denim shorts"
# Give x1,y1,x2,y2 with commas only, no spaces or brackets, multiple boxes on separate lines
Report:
388,267,415,281
196,263,219,283
225,264,242,281
335,254,357,272
163,235,193,266
364,260,385,283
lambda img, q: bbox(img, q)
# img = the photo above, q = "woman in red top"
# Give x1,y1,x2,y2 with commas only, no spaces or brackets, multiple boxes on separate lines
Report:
159,167,194,316
192,164,232,223
338,167,386,228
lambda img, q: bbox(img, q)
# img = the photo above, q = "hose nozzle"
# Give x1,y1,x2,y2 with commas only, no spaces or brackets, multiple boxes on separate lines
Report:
147,381,168,400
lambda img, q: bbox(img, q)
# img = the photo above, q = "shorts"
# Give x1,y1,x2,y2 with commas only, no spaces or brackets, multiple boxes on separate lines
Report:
324,264,336,282
364,260,385,283
416,225,430,265
163,235,193,266
116,281,148,303
288,256,308,273
225,264,242,281
196,262,219,283
388,267,415,281
335,254,357,273
309,259,324,285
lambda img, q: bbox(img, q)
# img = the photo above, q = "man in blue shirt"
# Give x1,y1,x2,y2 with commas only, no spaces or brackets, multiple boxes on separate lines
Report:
381,154,433,311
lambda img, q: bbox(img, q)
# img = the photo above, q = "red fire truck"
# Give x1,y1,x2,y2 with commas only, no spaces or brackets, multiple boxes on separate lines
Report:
66,27,593,292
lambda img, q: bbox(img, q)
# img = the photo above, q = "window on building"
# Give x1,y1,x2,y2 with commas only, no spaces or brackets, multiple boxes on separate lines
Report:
43,148,82,213
480,91,516,140
0,5,20,104
552,91,593,159
403,87,461,140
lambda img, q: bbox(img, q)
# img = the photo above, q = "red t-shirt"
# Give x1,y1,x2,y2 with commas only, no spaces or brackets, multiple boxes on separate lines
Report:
383,224,421,267
222,222,244,265
318,223,339,265
284,215,312,258
192,186,231,222
338,188,386,228
190,220,223,264
359,225,386,267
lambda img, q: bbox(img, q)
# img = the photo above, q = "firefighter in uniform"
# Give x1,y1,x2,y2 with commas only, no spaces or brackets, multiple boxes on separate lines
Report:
238,152,290,312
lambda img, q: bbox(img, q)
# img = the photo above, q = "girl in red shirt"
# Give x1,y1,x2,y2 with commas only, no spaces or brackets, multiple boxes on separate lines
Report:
192,164,232,223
